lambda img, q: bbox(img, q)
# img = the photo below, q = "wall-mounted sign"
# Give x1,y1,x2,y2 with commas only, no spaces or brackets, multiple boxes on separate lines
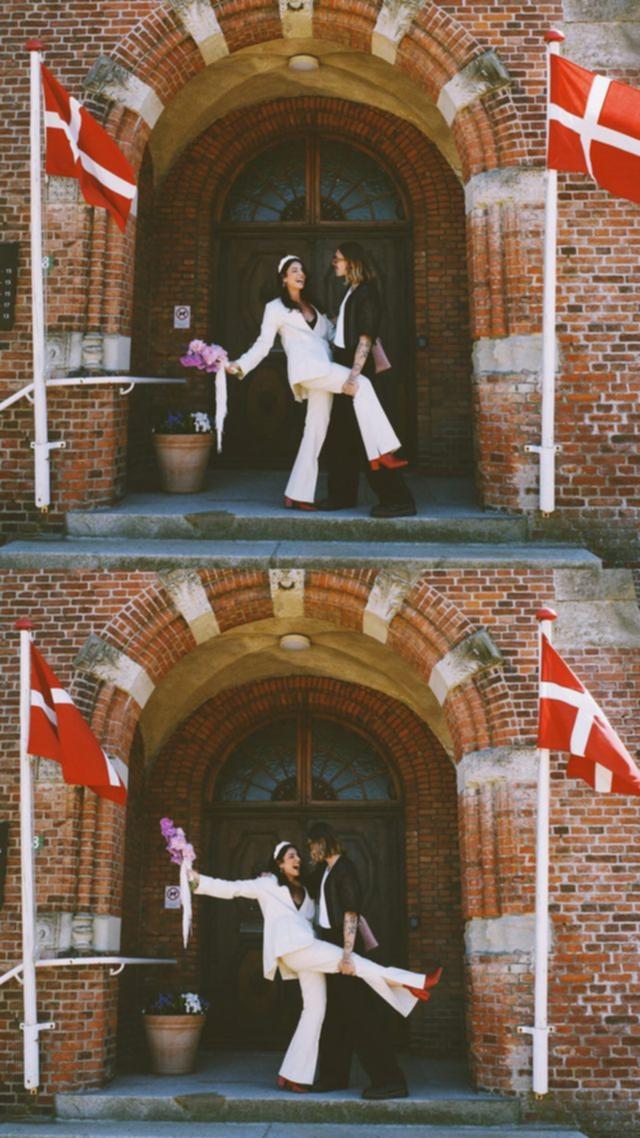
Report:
0,244,19,332
173,305,191,330
0,822,8,910
164,884,181,909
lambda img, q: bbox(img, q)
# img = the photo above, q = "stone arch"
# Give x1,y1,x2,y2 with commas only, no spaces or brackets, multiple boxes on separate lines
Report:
70,567,519,772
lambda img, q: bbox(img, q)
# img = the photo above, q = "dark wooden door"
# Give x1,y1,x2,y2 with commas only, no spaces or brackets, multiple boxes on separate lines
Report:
201,810,404,1048
213,233,412,468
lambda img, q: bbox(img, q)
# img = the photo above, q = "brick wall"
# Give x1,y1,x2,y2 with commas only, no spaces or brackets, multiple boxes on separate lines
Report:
2,1,639,549
0,565,638,1134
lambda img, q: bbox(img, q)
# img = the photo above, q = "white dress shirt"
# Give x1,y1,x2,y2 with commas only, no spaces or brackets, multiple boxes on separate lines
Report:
318,863,333,929
333,288,353,350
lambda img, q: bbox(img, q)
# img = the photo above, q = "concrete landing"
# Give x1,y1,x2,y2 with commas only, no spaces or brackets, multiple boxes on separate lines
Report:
65,474,530,545
0,539,600,571
0,1124,591,1138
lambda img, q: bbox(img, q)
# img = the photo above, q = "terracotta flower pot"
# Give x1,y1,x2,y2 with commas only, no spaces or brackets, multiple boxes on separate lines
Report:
143,1013,206,1075
153,433,213,493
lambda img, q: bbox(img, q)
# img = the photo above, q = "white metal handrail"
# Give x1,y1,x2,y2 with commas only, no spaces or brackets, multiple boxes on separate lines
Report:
0,375,187,414
0,956,177,987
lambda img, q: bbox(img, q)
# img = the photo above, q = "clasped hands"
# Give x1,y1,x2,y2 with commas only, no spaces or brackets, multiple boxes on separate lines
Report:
341,373,359,397
338,954,356,975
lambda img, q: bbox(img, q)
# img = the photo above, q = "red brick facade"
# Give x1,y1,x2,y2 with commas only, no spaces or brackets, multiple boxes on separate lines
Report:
1,2,639,552
1,3,640,1135
0,565,638,1136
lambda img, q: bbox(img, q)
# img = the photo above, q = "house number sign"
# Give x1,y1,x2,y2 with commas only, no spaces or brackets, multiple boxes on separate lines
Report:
0,244,19,332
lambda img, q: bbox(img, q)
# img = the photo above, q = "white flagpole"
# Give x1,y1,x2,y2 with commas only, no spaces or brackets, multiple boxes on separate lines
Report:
15,618,41,1091
532,605,557,1095
527,29,565,516
26,41,52,512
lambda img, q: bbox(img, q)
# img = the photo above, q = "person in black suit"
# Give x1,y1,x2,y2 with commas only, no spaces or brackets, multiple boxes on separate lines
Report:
306,822,410,1099
318,243,416,518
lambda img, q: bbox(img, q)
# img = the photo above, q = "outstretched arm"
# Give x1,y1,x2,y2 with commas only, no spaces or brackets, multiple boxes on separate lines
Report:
188,869,261,902
233,304,280,379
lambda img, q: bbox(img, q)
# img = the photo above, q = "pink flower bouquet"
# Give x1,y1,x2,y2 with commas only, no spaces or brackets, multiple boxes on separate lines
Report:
179,340,229,454
180,340,228,373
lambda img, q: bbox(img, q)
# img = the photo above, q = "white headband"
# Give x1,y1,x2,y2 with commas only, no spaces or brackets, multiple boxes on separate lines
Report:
278,255,301,273
273,840,292,860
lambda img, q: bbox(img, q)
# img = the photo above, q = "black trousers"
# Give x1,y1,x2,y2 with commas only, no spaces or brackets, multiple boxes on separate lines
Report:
317,932,406,1089
323,348,415,509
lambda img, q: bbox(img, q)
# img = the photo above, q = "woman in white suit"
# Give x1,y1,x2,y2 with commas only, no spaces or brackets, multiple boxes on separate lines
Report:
227,256,407,510
189,840,434,1092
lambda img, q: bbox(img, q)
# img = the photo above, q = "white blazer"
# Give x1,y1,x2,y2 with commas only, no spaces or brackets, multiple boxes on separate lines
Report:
235,298,334,401
195,872,316,981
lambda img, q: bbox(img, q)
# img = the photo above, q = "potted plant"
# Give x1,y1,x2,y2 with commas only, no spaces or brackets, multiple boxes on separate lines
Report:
152,410,214,493
142,991,210,1075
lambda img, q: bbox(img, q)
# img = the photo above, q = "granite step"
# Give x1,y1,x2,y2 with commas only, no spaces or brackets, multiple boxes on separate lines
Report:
0,1123,591,1138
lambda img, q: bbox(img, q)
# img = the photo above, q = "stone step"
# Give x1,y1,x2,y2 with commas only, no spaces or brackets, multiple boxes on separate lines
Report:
0,1124,591,1138
53,1093,521,1127
63,473,531,546
0,538,600,572
65,509,529,545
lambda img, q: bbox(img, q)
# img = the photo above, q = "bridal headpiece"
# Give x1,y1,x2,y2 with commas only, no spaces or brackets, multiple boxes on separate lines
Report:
278,255,301,272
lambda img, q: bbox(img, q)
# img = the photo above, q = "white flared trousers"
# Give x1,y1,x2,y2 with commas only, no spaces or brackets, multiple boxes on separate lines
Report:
284,364,402,504
277,940,425,1086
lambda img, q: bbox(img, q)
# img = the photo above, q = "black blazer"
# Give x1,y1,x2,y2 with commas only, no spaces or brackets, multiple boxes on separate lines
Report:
310,855,362,931
340,280,383,359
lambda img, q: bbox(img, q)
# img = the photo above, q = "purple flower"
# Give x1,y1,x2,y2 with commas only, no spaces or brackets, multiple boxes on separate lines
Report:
180,340,228,374
160,818,196,865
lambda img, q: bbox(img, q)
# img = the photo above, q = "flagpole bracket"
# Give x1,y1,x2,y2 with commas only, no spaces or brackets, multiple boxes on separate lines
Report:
30,440,66,452
20,1021,56,1037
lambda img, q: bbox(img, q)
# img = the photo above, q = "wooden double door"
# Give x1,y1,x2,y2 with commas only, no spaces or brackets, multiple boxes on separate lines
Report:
212,232,413,468
200,810,404,1048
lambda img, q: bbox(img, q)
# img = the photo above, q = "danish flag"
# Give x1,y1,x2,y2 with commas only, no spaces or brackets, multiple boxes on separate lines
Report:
28,644,127,805
41,64,136,232
538,635,640,796
547,54,640,207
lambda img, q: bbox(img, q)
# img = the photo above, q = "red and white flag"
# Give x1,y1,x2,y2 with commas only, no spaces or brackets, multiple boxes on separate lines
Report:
547,54,640,207
28,644,127,805
538,635,640,795
41,64,136,232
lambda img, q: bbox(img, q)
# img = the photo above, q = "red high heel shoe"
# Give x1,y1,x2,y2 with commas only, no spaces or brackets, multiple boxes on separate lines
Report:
277,1075,311,1093
370,452,408,472
404,965,443,1002
284,497,317,511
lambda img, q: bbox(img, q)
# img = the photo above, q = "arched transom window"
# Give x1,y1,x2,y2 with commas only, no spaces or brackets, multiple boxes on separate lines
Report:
221,139,405,224
214,716,397,803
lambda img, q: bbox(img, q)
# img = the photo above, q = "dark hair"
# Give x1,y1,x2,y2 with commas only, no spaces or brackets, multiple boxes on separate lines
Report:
277,256,321,313
269,841,303,885
338,241,376,287
306,821,343,857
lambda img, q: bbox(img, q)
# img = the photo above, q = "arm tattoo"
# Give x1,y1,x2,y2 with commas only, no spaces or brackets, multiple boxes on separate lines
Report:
343,911,358,956
350,335,372,377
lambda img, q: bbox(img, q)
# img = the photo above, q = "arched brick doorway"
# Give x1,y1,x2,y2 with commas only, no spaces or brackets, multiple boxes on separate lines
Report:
213,133,414,466
205,710,404,1048
119,675,466,1063
131,98,472,485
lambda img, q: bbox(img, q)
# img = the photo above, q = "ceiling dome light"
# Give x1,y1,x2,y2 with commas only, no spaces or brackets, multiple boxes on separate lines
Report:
279,633,312,651
288,54,320,72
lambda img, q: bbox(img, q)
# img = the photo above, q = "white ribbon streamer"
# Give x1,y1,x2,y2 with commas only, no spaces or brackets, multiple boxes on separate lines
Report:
179,859,193,949
215,366,227,454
